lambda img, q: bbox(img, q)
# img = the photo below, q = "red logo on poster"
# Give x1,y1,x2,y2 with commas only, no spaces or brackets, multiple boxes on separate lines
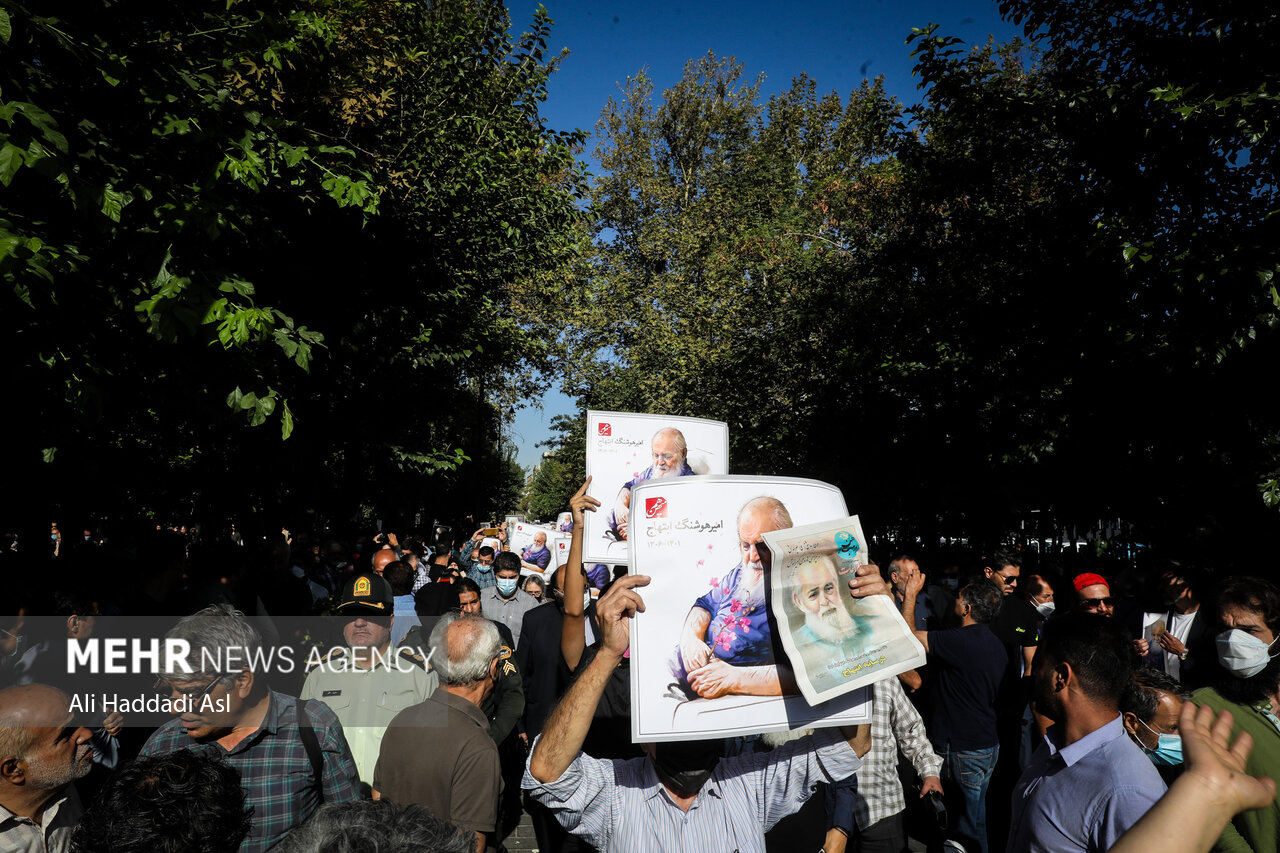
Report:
645,497,667,519
598,423,612,436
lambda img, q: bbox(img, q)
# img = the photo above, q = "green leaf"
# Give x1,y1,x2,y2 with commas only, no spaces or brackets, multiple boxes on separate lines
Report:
0,142,25,186
281,401,295,439
0,10,11,44
100,187,127,222
41,447,57,463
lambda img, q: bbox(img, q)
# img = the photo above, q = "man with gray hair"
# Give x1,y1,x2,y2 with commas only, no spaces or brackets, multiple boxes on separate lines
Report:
140,604,359,852
0,684,95,853
277,800,473,853
373,612,503,853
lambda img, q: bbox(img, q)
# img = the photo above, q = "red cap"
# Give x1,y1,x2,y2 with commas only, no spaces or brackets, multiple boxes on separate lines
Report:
1072,572,1109,592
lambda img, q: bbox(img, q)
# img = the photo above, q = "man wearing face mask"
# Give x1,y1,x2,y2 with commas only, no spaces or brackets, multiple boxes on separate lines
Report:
524,571,877,853
1009,612,1166,853
1190,576,1280,853
1025,574,1056,623
1120,667,1190,784
482,552,538,650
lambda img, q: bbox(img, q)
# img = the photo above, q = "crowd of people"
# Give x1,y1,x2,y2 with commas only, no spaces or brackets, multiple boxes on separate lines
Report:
1,493,1278,853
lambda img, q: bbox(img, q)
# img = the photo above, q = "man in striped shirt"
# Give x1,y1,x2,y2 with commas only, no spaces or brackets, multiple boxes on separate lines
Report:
524,566,889,852
822,678,942,853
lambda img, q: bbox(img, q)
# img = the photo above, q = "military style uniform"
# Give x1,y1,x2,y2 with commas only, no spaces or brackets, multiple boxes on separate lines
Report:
301,573,439,786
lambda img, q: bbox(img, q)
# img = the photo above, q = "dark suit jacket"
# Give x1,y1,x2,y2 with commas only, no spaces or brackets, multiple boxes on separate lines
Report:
515,600,598,738
1126,602,1217,690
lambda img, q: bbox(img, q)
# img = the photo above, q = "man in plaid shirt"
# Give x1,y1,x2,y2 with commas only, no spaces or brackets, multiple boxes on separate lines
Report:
142,604,359,852
823,678,943,853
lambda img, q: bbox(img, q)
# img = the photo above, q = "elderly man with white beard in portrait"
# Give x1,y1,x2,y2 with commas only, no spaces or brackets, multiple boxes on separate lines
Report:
790,556,875,688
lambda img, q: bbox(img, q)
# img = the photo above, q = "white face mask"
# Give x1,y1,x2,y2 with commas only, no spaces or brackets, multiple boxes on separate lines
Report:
1034,600,1056,619
1216,629,1280,678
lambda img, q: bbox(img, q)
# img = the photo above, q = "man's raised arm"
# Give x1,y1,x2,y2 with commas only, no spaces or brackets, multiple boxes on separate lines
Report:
530,573,650,783
899,570,929,652
561,477,599,672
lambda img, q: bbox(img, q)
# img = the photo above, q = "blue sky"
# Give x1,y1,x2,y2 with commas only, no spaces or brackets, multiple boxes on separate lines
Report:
508,0,1025,470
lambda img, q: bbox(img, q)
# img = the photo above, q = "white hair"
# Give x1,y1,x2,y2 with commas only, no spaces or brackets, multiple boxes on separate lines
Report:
737,496,793,532
652,427,688,457
428,613,500,687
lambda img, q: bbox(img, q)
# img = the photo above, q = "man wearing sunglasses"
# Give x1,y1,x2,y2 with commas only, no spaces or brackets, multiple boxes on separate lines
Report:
141,604,359,852
1073,573,1115,617
301,572,436,790
981,549,1042,852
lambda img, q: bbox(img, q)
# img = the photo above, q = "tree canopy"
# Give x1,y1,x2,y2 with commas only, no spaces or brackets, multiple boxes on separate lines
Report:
2,0,587,529
545,6,1279,563
5,0,1276,562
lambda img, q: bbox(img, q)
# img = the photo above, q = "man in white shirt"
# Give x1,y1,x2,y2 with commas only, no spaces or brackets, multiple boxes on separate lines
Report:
1137,565,1210,687
0,684,95,853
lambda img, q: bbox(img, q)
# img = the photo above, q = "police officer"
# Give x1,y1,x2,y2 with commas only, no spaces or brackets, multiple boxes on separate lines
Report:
300,573,437,788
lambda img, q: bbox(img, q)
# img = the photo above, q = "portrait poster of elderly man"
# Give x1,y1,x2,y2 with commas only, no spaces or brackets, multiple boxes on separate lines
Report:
508,521,556,577
581,411,728,565
763,517,925,706
628,475,872,743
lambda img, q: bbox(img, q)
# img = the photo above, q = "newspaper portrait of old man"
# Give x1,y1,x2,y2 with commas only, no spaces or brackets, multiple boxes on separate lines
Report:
764,517,925,706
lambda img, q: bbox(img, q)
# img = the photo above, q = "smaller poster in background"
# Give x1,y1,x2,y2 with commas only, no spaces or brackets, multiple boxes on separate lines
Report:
510,520,556,577
551,536,571,569
583,411,729,565
763,517,925,706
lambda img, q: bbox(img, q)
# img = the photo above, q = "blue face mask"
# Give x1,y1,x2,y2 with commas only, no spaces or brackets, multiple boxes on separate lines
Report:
496,577,519,596
1138,719,1183,765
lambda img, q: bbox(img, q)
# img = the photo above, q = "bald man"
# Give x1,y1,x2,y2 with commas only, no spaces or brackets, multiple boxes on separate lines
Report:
520,532,552,574
371,548,397,577
1,684,96,853
607,427,695,541
671,497,791,699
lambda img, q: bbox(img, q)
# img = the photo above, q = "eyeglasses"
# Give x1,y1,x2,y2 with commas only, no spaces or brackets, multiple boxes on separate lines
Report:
992,569,1018,586
154,674,231,703
1081,597,1113,609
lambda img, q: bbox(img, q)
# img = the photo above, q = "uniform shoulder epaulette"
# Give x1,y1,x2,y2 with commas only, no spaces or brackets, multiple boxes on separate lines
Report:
306,646,346,672
397,647,428,670
499,644,518,677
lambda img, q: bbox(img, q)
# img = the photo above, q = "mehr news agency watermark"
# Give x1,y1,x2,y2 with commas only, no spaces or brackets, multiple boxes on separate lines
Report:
62,637,432,716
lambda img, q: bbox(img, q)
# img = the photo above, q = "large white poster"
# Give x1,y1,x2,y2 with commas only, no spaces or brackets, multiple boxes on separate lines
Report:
763,517,925,706
628,475,872,742
583,411,729,566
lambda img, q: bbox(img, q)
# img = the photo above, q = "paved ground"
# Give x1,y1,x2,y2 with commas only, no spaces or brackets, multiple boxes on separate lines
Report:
502,809,538,851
